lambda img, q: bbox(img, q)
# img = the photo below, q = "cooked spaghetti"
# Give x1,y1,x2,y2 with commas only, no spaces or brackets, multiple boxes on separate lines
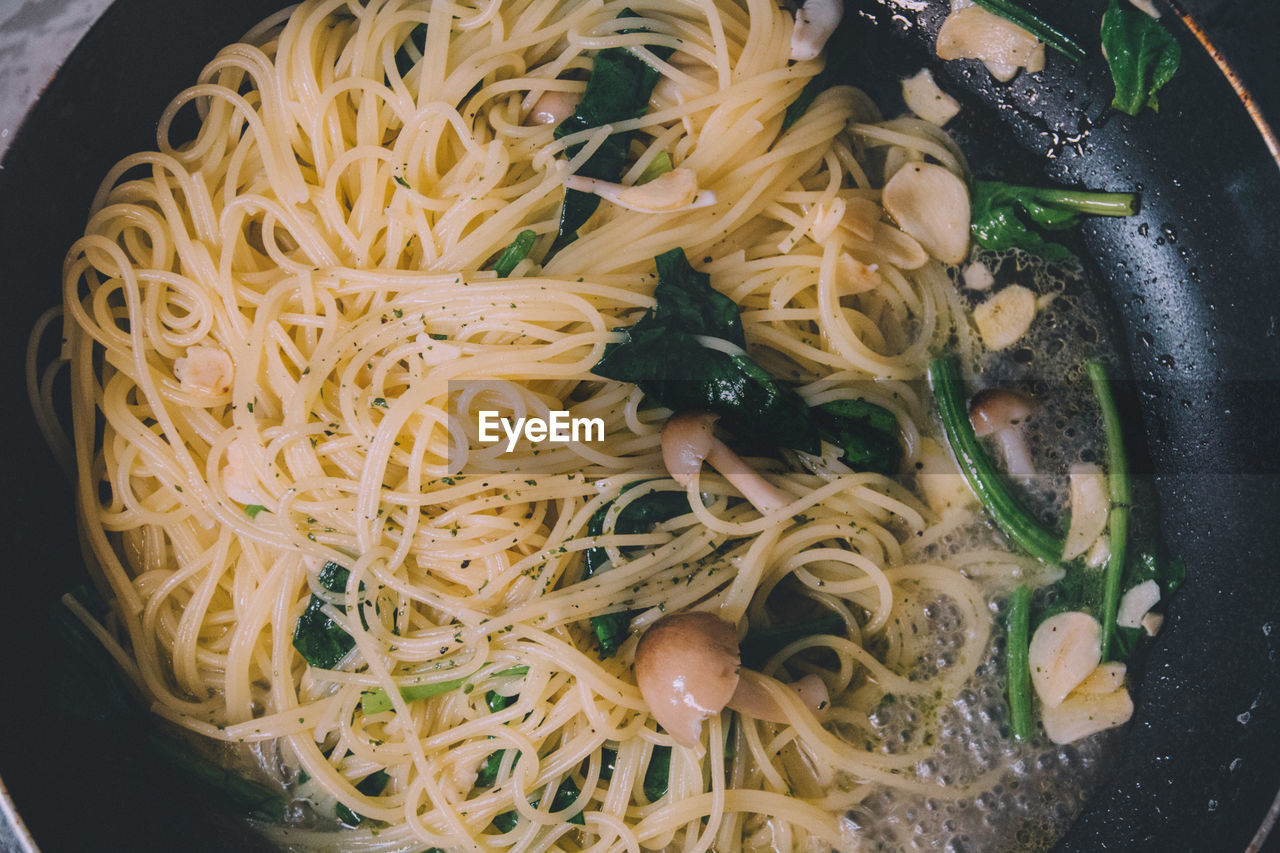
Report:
48,0,1047,849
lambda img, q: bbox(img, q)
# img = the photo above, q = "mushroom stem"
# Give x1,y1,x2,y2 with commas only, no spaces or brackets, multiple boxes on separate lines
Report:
727,670,828,723
661,412,791,514
996,428,1037,480
969,388,1037,480
726,670,790,724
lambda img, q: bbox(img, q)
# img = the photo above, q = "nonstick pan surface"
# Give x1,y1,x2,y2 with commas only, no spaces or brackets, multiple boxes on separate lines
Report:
0,1,1276,850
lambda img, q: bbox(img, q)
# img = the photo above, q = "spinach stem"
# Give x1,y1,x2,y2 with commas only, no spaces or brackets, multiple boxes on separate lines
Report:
1088,360,1131,659
1030,188,1139,217
929,357,1063,564
1005,584,1033,741
970,0,1087,64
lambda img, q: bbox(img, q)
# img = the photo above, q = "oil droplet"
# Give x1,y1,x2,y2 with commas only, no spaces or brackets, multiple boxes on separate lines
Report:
1160,223,1178,243
1157,354,1175,368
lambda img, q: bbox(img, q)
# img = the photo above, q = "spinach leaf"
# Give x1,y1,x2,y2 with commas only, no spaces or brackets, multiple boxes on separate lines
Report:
491,229,537,278
395,23,428,78
334,769,391,827
643,746,671,801
292,561,361,670
492,778,586,832
595,249,901,471
594,248,819,452
474,747,508,789
582,485,691,656
1101,0,1181,116
553,10,673,248
970,181,1138,261
586,744,670,800
636,150,674,184
814,398,903,476
739,612,846,669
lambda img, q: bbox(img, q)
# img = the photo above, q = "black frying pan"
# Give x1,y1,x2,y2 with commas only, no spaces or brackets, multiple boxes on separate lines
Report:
1,1,1277,850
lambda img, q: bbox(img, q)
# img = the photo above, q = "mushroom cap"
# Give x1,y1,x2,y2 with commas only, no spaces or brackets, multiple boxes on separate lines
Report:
661,411,720,487
968,388,1035,437
634,611,741,747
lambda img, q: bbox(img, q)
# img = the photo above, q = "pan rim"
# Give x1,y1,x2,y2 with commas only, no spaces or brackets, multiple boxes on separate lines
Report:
0,0,1275,850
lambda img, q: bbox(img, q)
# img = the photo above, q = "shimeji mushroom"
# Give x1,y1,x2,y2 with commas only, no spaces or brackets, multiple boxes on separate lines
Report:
634,611,828,748
968,387,1037,480
661,412,791,514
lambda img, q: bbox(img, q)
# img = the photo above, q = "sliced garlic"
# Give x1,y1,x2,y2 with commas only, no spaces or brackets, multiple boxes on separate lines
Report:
936,6,1046,82
791,673,830,715
1041,682,1133,744
962,261,994,291
902,68,962,126
873,222,929,269
563,168,715,213
527,90,581,126
916,436,977,515
1062,463,1110,561
882,162,970,265
1128,0,1160,17
174,345,234,397
1074,662,1127,695
221,440,260,505
791,0,844,62
842,197,882,241
1141,611,1164,636
1085,534,1112,569
973,284,1036,350
882,146,922,186
1117,579,1161,629
836,253,881,295
651,54,718,109
812,198,847,242
1028,611,1102,708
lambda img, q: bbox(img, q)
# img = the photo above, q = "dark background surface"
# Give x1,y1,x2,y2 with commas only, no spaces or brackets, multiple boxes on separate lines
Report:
0,0,1277,850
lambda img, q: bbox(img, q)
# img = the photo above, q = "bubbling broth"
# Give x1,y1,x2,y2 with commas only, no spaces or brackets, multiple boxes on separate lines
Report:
40,1,1172,851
